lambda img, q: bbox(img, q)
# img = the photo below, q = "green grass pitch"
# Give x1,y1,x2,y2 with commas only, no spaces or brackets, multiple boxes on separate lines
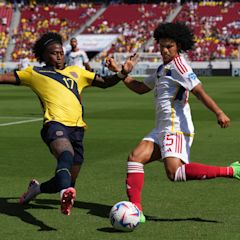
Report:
0,76,240,240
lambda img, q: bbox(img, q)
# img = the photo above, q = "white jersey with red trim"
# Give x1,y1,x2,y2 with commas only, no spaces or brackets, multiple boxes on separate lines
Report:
144,55,201,135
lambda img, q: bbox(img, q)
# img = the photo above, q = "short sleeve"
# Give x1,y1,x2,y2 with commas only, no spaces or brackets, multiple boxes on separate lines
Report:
77,68,96,88
172,57,201,91
173,69,201,91
14,66,33,86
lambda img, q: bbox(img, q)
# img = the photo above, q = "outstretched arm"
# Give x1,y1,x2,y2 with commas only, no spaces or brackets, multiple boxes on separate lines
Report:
122,76,151,94
92,54,138,88
0,72,18,84
191,83,230,128
103,54,151,94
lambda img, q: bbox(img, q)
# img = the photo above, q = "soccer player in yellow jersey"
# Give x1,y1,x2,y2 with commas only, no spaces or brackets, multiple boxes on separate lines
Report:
0,32,136,215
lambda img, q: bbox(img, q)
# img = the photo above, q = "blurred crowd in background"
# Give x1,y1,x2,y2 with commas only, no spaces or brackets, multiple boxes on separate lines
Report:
0,0,239,63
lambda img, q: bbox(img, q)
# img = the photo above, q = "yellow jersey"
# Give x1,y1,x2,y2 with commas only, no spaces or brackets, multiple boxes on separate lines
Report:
15,65,96,127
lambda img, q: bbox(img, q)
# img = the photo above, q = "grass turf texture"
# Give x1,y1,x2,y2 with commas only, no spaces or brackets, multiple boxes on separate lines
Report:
0,76,240,240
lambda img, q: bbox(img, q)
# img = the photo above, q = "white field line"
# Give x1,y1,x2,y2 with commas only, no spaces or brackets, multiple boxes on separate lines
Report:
0,117,42,126
0,116,38,119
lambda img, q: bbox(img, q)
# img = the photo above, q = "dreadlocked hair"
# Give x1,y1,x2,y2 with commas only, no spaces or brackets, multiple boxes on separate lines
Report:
33,32,63,63
153,22,195,52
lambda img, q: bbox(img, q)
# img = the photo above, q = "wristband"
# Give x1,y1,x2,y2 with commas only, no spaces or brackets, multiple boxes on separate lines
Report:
117,71,128,79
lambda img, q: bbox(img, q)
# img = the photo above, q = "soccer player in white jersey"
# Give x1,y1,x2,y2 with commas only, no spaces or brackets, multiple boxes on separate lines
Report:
108,22,240,223
65,37,92,71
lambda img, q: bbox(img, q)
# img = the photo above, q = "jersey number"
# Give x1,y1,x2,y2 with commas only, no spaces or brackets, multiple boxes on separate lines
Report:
63,77,74,89
165,134,174,146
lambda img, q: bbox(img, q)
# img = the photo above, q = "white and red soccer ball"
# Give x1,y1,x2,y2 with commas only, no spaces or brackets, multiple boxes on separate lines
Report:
109,201,140,232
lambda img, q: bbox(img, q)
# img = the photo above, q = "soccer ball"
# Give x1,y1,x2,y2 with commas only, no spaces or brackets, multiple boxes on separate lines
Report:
109,201,140,232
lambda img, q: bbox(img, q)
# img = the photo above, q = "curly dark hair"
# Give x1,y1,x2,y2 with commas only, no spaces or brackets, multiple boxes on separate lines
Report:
153,22,195,52
33,32,63,63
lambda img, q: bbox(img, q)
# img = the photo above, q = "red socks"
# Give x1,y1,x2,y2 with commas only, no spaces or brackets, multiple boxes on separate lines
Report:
126,162,234,210
175,162,233,181
126,162,144,211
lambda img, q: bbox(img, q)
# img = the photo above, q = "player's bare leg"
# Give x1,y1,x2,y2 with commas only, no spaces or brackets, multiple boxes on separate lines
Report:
70,164,82,187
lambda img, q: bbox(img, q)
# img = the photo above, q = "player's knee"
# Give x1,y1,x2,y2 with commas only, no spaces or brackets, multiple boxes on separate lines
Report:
165,166,186,182
166,171,176,181
165,167,177,181
128,153,144,163
128,153,135,162
164,158,185,181
50,137,74,158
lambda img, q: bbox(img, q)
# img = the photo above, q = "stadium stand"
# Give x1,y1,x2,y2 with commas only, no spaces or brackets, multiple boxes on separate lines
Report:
84,2,177,60
11,3,101,61
173,1,240,61
2,1,240,64
0,3,13,60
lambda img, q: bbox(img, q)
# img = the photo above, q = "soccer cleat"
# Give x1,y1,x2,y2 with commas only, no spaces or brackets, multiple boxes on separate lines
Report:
230,161,240,180
19,179,40,204
140,212,146,223
60,187,76,215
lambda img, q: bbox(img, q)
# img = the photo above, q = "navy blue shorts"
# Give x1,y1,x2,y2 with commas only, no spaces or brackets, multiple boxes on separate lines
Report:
41,121,85,164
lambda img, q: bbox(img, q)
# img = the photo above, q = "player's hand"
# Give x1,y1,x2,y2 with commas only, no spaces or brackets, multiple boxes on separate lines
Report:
216,112,230,128
121,53,139,75
105,57,121,73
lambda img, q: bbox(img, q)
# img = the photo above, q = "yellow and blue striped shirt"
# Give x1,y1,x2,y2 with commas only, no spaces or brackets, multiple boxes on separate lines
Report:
15,65,95,127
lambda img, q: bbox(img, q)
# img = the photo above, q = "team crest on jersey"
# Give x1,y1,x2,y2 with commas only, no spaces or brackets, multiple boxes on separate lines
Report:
70,72,78,78
164,67,171,76
188,72,197,80
166,69,171,76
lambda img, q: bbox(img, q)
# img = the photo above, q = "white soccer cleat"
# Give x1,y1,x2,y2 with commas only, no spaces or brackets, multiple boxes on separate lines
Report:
19,179,40,204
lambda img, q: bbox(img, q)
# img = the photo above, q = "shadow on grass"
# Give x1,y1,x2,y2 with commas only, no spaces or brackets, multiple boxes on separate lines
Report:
49,199,221,233
0,197,220,233
97,215,221,233
35,198,112,218
146,215,221,223
98,227,132,233
0,197,112,232
0,197,57,231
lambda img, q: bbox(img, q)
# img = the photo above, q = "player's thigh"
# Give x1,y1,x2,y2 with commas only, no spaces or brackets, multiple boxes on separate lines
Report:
70,127,85,165
50,138,74,158
41,121,74,158
129,140,161,164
